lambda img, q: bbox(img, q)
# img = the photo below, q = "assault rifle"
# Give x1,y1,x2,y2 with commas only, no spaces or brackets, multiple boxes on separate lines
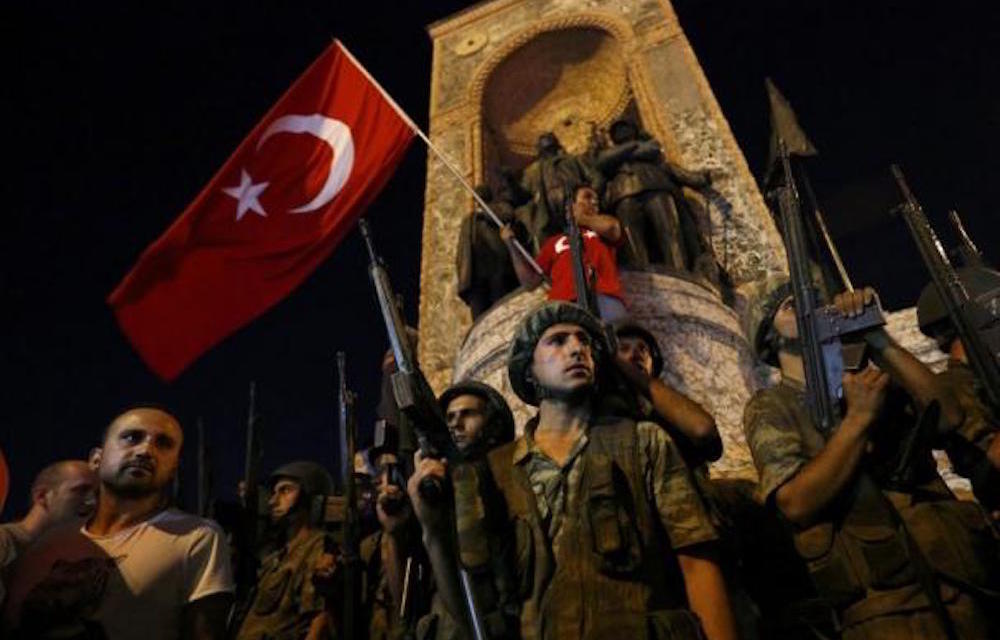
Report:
358,218,488,640
891,166,1000,411
771,142,885,432
337,352,360,640
565,187,599,315
230,381,266,630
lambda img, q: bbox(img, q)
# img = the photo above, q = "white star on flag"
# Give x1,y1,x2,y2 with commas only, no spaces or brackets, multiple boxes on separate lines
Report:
222,169,269,221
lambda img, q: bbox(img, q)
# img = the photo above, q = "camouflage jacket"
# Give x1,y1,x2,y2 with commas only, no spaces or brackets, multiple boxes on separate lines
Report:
939,361,1000,508
482,416,717,640
236,529,328,640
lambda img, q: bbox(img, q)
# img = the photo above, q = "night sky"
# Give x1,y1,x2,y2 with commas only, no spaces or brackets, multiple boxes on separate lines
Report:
3,1,998,517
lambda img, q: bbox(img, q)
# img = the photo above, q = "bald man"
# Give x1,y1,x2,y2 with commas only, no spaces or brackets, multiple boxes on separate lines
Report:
0,460,97,606
3,407,234,639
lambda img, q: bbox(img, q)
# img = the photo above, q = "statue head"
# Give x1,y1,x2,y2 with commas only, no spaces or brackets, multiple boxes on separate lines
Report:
609,118,638,145
473,184,494,203
537,132,562,158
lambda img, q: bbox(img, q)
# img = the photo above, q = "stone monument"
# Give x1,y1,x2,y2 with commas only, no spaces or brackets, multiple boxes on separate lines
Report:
418,0,789,479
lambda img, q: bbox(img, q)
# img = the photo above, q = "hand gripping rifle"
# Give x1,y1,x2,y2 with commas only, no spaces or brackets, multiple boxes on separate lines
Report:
772,142,885,432
337,352,360,640
891,166,1000,411
358,218,488,640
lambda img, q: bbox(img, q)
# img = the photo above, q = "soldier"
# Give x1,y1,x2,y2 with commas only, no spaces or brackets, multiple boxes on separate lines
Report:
504,184,628,322
742,276,1000,638
419,381,518,640
236,461,334,640
519,131,601,245
612,319,722,468
456,184,528,320
916,266,1000,512
410,302,739,640
596,117,717,280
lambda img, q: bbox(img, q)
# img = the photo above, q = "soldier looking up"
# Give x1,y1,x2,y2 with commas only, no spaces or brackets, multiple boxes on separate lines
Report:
410,302,739,640
743,276,1000,638
236,461,334,640
916,266,1000,513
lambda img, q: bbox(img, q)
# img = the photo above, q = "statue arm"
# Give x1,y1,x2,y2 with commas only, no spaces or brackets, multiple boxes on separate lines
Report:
665,161,712,188
595,141,639,173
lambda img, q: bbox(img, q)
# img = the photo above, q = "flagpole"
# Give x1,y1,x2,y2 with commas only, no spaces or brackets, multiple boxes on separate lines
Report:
335,40,547,278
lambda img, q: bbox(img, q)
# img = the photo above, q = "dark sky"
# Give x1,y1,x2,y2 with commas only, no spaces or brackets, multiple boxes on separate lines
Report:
3,1,998,517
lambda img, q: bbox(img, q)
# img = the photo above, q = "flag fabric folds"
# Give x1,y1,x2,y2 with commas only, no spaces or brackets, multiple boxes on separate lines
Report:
109,41,415,380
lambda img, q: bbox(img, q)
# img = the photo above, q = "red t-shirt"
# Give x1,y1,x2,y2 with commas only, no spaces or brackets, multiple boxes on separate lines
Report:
536,229,624,303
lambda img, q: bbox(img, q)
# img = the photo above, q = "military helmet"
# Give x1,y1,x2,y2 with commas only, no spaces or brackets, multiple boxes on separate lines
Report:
917,267,1000,338
438,380,515,454
269,460,334,498
613,319,664,378
742,274,793,365
508,301,606,406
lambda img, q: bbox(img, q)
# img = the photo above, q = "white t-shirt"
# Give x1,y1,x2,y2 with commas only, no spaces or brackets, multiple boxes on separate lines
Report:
4,508,234,639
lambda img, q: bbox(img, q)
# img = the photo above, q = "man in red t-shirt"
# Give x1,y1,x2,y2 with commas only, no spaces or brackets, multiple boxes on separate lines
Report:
503,185,627,321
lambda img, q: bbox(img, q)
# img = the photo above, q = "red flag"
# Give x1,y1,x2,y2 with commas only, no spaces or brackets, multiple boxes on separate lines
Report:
109,41,415,380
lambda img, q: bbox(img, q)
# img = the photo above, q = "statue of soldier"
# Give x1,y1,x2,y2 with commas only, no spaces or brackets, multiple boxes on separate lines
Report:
236,461,335,640
456,184,529,320
742,275,1000,639
410,302,740,640
519,131,601,246
916,266,1000,513
596,117,717,280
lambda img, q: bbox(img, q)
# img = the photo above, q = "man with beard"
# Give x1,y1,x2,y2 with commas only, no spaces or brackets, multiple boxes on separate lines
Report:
0,461,97,606
411,302,738,640
3,406,234,640
236,461,334,640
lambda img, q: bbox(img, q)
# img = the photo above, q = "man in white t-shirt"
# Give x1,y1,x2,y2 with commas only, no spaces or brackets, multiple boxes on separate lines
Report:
3,406,235,639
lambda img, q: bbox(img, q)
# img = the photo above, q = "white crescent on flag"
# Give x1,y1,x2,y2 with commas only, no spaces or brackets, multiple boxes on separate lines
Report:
257,113,355,213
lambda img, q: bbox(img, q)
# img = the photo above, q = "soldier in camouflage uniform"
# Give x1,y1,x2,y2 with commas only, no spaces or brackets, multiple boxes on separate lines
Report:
613,319,722,470
410,302,739,640
236,461,335,640
413,381,518,640
916,266,1000,513
742,275,1000,639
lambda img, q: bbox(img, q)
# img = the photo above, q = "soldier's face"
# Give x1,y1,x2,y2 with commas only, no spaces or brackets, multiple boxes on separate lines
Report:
531,323,596,396
446,394,487,453
773,296,799,340
617,336,654,376
268,478,301,521
95,409,182,498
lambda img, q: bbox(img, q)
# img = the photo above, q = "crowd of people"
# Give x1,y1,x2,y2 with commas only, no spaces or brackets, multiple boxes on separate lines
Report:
1,118,999,640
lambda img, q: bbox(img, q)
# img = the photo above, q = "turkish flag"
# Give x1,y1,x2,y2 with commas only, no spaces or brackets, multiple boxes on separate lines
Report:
109,41,415,380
